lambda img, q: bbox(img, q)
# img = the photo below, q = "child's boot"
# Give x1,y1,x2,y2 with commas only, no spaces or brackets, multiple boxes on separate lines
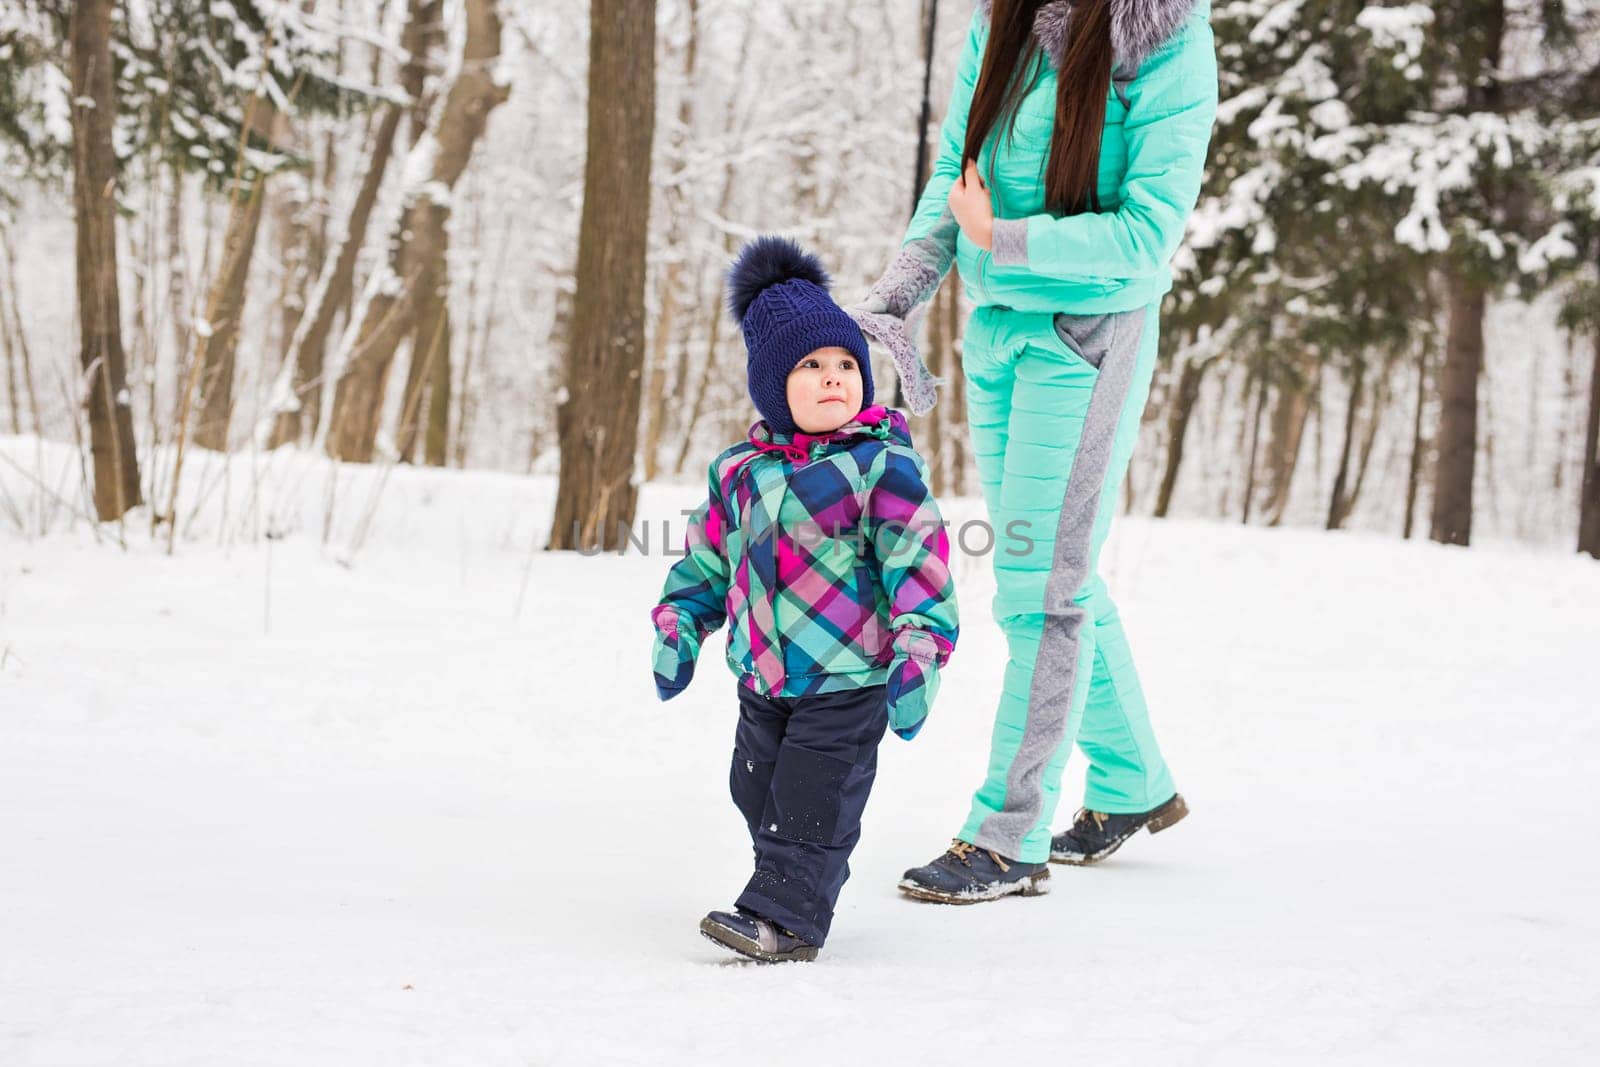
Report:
897,840,1050,904
1049,793,1189,865
700,910,819,963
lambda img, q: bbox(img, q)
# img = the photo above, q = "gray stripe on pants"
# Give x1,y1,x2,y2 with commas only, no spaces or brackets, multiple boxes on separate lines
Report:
973,309,1146,859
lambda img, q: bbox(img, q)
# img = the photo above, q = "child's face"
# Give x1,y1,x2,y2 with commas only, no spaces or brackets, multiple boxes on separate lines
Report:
786,347,864,434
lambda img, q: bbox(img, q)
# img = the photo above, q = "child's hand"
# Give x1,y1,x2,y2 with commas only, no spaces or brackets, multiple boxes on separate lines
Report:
886,652,942,741
885,629,952,738
651,613,701,701
947,160,994,252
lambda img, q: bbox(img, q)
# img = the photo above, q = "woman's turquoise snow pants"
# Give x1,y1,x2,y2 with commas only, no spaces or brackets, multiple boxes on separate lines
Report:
957,302,1177,864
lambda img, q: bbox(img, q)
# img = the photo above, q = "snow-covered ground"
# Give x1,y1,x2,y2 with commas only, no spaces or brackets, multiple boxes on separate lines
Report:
3,444,1598,1065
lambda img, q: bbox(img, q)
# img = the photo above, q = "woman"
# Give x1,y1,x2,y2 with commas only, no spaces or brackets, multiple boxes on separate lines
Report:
853,0,1217,902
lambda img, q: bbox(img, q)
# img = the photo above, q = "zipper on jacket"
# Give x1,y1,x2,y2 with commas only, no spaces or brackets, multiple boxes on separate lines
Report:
769,456,794,697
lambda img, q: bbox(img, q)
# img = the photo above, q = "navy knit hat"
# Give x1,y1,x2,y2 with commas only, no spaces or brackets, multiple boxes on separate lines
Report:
727,236,873,435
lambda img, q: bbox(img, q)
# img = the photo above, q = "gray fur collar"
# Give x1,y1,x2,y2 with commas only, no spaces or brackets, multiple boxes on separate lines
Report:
977,0,1196,74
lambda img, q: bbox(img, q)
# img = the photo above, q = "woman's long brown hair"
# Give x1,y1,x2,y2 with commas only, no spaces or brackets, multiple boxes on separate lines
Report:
961,0,1115,216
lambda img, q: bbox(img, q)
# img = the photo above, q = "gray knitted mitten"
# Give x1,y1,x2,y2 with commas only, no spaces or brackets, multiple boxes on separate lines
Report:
848,213,958,415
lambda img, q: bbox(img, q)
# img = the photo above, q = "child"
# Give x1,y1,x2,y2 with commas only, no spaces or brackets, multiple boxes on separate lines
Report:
650,236,960,963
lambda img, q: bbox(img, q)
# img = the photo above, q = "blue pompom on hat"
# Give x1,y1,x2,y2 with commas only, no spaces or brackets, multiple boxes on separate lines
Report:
727,236,873,435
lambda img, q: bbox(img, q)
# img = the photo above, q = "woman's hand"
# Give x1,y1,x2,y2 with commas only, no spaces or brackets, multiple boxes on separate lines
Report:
947,160,994,252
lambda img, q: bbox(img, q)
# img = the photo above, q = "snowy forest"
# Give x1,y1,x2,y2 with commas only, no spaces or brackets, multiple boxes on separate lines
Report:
5,3,1600,1060
0,0,1596,556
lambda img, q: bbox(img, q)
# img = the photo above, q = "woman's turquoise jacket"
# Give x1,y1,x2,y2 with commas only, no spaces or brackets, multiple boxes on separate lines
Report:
906,0,1218,315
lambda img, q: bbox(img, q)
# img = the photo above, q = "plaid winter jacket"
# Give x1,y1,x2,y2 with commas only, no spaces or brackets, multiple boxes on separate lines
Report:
651,405,959,701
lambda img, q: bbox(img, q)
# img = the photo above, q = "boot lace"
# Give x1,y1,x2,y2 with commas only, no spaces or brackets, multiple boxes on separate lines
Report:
1072,809,1110,835
946,839,1009,873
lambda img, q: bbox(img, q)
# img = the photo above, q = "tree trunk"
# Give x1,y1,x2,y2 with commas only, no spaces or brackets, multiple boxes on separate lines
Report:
1579,326,1600,559
130,180,156,437
397,229,450,463
0,231,41,436
0,304,17,436
548,0,656,551
274,176,313,374
268,0,429,451
640,269,679,482
393,0,449,465
166,162,192,418
69,0,142,519
911,0,941,221
1428,2,1503,545
424,303,452,466
1262,354,1315,525
396,329,429,463
1327,361,1367,530
667,11,760,479
945,272,966,495
310,132,334,296
455,208,508,469
269,105,403,448
1431,268,1485,545
305,23,340,318
1403,338,1431,540
193,180,268,452
1,242,19,433
1154,348,1212,519
673,294,723,477
530,286,575,472
1345,350,1395,519
669,274,702,408
640,0,697,484
326,0,507,463
402,0,445,144
322,251,420,462
1241,370,1268,524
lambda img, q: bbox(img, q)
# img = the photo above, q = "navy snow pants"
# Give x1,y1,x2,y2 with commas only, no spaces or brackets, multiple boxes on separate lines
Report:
730,684,889,947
